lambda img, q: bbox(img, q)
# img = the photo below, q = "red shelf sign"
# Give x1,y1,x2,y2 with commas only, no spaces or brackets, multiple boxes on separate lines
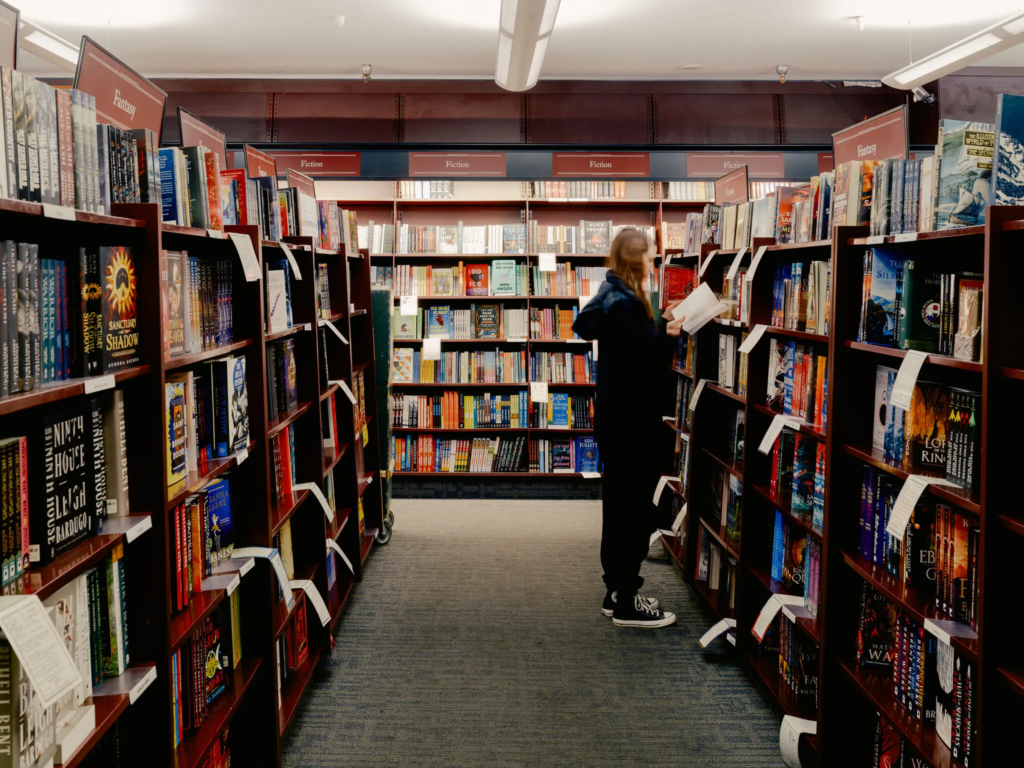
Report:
73,37,167,142
832,106,908,167
177,108,228,171
408,152,506,177
268,151,361,178
244,146,278,179
714,166,749,205
286,169,316,198
552,152,649,177
688,153,784,179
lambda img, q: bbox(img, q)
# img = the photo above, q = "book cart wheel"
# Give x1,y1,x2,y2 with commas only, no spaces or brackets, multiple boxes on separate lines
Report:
376,520,393,545
385,510,395,527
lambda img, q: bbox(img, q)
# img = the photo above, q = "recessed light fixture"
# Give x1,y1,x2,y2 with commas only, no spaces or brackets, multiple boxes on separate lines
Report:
883,10,1024,88
335,15,346,27
677,64,702,71
495,0,561,92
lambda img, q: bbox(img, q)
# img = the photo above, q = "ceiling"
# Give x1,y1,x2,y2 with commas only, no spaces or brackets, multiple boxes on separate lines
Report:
15,0,1024,81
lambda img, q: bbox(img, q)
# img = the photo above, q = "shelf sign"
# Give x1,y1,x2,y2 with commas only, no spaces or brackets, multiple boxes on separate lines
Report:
832,105,908,167
244,146,278,179
285,169,317,199
714,166,749,205
0,1,18,69
74,37,167,142
818,153,834,174
268,150,360,177
688,153,784,179
551,152,649,177
177,108,228,171
408,152,506,177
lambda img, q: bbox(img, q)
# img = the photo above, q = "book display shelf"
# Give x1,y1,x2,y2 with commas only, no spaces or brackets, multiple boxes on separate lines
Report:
659,209,1023,766
0,200,381,768
333,180,708,479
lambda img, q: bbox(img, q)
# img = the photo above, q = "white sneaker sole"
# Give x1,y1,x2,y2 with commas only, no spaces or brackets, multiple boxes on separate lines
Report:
613,612,677,628
601,599,659,617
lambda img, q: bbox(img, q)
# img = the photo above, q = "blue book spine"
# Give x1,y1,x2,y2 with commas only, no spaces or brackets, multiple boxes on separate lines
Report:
771,511,784,582
158,148,178,223
782,342,796,415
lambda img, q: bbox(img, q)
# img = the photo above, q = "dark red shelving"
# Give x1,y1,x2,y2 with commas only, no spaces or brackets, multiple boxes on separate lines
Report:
0,365,150,417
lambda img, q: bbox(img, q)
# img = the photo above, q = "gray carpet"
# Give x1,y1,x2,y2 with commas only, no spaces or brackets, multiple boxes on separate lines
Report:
281,500,784,767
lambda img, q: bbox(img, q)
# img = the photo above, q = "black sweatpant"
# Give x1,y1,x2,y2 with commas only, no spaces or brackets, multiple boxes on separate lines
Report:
600,454,661,602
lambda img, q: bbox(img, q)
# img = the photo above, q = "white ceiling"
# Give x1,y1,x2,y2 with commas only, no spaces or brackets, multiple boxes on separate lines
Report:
15,0,1024,81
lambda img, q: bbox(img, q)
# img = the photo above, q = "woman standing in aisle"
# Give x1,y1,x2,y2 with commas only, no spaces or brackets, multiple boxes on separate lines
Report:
573,228,685,628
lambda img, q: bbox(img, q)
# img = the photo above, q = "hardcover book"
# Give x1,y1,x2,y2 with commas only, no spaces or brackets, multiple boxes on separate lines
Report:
430,268,453,296
993,93,1024,205
210,356,249,457
427,306,450,338
474,304,499,339
865,249,904,346
491,260,517,295
934,120,995,230
897,261,941,353
465,264,489,296
100,246,139,371
903,381,949,472
857,582,897,670
581,220,611,254
165,380,187,486
206,477,234,565
164,251,186,358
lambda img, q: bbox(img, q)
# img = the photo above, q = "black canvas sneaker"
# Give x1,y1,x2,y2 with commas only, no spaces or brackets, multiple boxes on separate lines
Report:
601,590,659,617
612,594,677,628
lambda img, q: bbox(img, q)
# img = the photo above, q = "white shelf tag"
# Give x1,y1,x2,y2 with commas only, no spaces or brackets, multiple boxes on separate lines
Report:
207,228,225,239
327,538,355,574
725,247,748,281
894,232,918,242
234,447,248,466
279,242,303,280
423,338,441,361
538,253,557,272
780,716,817,768
592,340,598,361
228,233,261,281
698,618,737,649
295,483,334,523
42,204,75,221
782,604,814,623
323,320,349,345
126,516,152,544
726,633,736,646
759,414,804,454
672,502,688,533
291,579,330,627
738,323,768,355
866,235,885,245
84,374,115,394
400,295,418,315
698,250,718,278
890,351,929,411
0,596,82,708
885,475,957,541
232,548,294,608
923,617,978,646
752,593,804,642
128,666,158,705
334,379,358,405
580,471,601,479
688,379,708,412
653,475,672,505
746,245,769,283
225,574,241,596
530,381,548,403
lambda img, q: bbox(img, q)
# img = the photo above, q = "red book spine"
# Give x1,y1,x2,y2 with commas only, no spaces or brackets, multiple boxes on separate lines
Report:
55,90,75,208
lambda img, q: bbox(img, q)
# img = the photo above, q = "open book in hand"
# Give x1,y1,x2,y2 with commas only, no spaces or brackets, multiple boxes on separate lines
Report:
671,282,728,334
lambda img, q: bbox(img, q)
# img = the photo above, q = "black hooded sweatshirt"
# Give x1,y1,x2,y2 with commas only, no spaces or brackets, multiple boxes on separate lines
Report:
572,273,674,467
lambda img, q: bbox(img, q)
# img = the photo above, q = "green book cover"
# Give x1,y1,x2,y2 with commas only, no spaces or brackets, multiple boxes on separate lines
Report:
897,261,941,353
491,260,517,295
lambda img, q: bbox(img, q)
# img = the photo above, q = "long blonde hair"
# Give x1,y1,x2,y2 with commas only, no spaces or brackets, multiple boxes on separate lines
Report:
607,228,654,320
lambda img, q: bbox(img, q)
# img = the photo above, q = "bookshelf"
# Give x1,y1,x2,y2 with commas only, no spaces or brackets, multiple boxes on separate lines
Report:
658,208,1022,765
0,199,382,768
337,184,707,480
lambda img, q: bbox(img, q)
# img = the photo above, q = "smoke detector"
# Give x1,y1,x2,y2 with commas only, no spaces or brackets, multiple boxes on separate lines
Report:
334,15,345,27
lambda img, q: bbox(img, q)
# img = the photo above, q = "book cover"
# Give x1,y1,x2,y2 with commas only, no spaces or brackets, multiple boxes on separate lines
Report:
43,573,93,705
662,265,696,308
100,246,139,371
474,304,499,339
427,305,450,338
206,477,234,566
165,380,187,486
392,309,418,340
766,338,789,412
791,434,816,520
551,393,569,428
581,220,611,254
551,438,573,472
391,348,414,382
465,264,489,296
897,262,941,352
0,639,59,768
903,381,949,472
865,249,904,347
576,436,599,472
993,93,1024,204
165,251,186,358
857,582,897,670
781,521,806,593
774,186,811,244
935,120,994,230
182,146,210,229
491,260,517,295
430,268,453,296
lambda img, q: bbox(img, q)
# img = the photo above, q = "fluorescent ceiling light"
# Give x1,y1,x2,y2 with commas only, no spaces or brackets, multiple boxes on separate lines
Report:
16,0,183,27
496,0,560,92
19,21,78,70
882,11,1024,89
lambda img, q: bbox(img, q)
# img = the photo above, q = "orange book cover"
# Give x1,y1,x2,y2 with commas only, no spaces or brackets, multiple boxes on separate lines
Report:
203,151,224,231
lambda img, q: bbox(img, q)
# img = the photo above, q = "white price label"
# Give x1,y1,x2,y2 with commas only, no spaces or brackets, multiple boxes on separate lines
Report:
725,247,748,281
782,604,815,623
207,229,225,239
327,538,355,574
538,253,557,272
231,547,294,608
126,516,152,543
688,379,708,412
890,351,929,411
698,250,718,278
672,503,688,533
580,471,601,479
758,414,804,454
228,233,261,282
738,323,768,355
279,242,303,280
399,295,418,315
752,593,805,642
885,475,957,541
746,245,769,283
84,374,115,394
225,574,241,596
923,618,978,646
0,597,82,708
894,232,919,242
780,716,817,768
128,666,158,705
530,381,548,403
423,338,441,361
42,204,76,221
295,483,334,523
291,580,330,627
234,447,248,465
698,618,737,649
653,475,673,506
323,320,349,345
866,235,885,245
335,379,358,405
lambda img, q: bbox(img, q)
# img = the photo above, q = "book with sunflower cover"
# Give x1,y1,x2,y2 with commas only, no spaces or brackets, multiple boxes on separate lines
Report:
100,246,140,371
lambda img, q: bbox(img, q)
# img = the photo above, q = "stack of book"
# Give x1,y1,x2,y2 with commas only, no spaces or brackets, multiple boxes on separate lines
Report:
660,215,706,252
170,476,234,612
267,338,299,422
315,263,332,318
531,392,594,430
321,390,342,456
673,376,695,432
708,466,743,548
158,146,226,230
394,260,528,297
164,250,235,358
529,305,579,340
529,221,656,254
394,434,527,473
719,196,779,248
530,435,599,473
766,339,828,429
395,223,527,254
391,347,527,384
392,390,528,429
672,333,694,375
529,350,595,383
358,221,395,253
530,263,607,297
769,429,826,533
393,303,527,340
530,180,629,199
369,265,393,289
716,331,748,395
770,260,831,335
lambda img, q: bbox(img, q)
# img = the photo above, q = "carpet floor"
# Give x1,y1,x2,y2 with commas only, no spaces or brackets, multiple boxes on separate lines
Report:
281,500,784,767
